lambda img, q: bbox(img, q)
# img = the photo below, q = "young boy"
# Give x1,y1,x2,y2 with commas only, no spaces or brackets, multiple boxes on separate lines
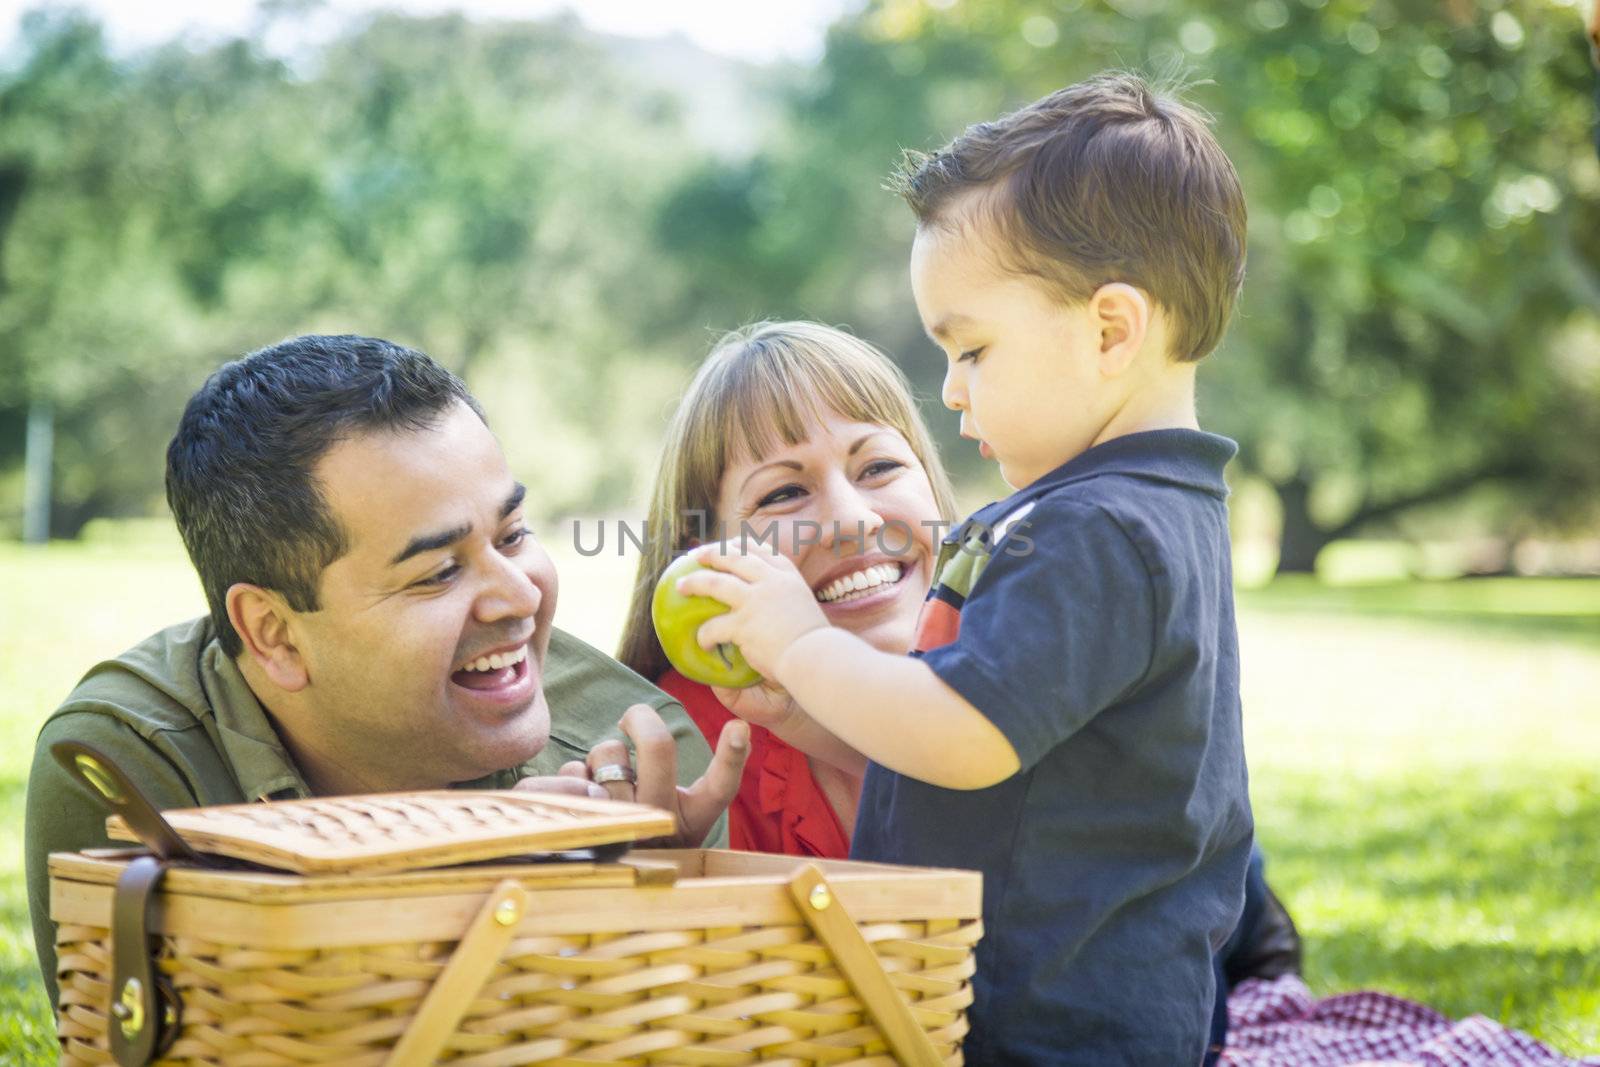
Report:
680,72,1252,1065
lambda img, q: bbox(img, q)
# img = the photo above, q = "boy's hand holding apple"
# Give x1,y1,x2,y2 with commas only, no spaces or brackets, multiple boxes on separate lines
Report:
673,541,830,683
656,545,863,773
652,553,762,688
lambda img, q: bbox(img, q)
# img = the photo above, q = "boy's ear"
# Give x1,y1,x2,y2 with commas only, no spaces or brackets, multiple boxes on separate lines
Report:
1088,283,1150,377
226,582,310,692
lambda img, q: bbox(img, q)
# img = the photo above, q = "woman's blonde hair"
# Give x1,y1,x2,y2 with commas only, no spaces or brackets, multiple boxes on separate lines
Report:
617,321,959,682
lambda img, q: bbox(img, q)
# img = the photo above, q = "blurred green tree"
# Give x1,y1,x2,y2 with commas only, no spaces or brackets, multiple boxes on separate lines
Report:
1190,0,1600,570
0,10,332,535
313,13,693,375
305,12,708,512
0,9,703,531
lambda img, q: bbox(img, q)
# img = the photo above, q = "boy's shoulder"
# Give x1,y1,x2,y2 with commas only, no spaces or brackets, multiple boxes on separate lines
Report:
974,429,1234,542
944,430,1236,612
1033,428,1233,505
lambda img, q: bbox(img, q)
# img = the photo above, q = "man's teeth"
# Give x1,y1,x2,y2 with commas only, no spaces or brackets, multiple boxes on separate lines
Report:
460,645,528,673
815,562,904,604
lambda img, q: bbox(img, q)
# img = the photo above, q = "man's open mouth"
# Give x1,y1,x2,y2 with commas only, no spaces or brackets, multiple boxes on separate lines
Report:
451,644,529,691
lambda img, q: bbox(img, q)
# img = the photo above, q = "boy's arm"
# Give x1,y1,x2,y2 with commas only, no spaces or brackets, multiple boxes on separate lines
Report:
775,628,1019,789
686,499,1159,791
681,545,1020,790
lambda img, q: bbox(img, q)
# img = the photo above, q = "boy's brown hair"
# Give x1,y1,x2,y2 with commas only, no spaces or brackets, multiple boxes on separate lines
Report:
892,71,1246,363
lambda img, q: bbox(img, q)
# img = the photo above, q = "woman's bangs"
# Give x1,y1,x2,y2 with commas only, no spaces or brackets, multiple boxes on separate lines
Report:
718,347,913,465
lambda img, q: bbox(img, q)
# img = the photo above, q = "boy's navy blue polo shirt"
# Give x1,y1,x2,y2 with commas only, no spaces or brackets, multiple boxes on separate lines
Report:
851,429,1254,1066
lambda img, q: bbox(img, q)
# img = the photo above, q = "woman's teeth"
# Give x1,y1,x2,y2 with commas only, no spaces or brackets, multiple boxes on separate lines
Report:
461,645,528,673
815,562,904,604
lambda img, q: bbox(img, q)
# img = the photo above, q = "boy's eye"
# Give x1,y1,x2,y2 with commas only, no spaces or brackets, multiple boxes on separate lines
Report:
499,526,529,550
958,347,985,363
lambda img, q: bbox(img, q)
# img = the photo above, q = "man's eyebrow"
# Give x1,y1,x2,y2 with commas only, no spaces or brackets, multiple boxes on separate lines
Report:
500,483,527,521
391,522,472,568
390,483,526,568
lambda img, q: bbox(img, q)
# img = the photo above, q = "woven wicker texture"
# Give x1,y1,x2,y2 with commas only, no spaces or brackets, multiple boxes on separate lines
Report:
104,792,676,874
56,916,981,1065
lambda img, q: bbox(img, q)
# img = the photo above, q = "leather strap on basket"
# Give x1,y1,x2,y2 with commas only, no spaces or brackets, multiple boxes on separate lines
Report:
110,855,182,1067
52,741,207,866
385,879,529,1067
786,864,944,1067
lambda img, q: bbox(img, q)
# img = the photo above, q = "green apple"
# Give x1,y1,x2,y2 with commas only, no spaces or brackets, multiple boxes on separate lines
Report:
651,554,762,689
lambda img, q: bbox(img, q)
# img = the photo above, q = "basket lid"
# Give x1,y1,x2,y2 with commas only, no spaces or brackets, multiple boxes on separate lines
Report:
105,790,676,875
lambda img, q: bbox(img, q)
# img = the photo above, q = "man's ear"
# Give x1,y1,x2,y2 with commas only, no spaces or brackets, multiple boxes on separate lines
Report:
226,582,310,692
1088,283,1151,377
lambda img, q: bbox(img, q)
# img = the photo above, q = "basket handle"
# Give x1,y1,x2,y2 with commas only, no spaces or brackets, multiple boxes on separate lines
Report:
384,879,527,1067
786,864,945,1067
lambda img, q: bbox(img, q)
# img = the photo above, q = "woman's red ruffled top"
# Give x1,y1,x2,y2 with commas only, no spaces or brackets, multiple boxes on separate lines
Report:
655,669,850,859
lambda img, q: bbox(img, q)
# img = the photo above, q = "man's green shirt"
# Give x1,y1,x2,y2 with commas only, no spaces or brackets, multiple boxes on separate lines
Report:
24,616,724,1009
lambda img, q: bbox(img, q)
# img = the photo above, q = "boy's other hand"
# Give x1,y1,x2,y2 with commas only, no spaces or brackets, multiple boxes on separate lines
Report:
713,677,805,734
716,678,870,776
679,542,829,680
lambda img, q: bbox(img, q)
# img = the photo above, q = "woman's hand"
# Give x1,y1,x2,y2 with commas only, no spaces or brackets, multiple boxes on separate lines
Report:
514,703,748,847
677,541,829,681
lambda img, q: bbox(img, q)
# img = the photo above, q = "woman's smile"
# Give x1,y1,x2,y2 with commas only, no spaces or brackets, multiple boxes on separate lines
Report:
812,556,921,618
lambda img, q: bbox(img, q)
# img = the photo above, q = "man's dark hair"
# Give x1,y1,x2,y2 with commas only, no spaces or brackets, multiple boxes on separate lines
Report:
166,335,483,657
891,71,1247,363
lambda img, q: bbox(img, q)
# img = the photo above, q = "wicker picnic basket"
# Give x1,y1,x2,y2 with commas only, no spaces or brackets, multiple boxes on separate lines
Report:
48,783,983,1066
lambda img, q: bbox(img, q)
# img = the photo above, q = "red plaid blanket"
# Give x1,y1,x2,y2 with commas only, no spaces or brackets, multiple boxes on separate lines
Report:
1222,976,1600,1066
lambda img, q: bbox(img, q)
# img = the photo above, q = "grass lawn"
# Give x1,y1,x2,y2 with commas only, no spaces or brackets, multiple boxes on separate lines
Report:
1234,581,1600,1055
2,535,1597,1062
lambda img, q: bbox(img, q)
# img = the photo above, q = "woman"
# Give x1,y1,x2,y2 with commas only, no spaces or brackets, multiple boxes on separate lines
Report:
617,321,958,857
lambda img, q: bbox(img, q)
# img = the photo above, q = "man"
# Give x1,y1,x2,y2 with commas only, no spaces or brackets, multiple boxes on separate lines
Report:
25,334,746,1010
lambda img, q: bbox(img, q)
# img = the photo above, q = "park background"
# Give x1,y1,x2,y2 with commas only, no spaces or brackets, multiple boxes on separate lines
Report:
1,0,1597,1061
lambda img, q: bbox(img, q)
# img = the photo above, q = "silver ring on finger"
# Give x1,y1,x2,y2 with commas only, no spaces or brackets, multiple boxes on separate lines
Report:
592,763,636,786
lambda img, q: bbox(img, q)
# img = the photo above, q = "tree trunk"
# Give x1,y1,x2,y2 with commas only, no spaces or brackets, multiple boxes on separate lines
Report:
22,400,53,543
1274,475,1331,575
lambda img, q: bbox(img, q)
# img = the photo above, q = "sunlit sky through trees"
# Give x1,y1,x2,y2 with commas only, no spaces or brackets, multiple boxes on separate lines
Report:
0,0,859,62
